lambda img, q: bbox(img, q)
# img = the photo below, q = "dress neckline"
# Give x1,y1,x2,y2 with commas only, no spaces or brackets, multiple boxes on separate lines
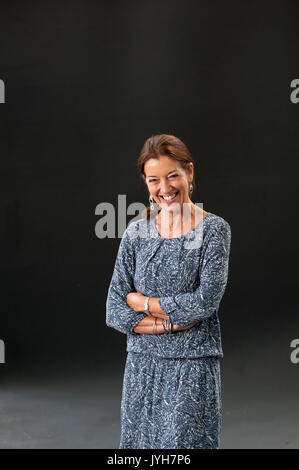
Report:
149,212,213,240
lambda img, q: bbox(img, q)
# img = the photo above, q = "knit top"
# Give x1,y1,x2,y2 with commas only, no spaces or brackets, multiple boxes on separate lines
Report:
106,211,231,359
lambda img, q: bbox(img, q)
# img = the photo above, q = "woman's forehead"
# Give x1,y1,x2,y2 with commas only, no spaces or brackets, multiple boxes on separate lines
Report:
144,157,181,175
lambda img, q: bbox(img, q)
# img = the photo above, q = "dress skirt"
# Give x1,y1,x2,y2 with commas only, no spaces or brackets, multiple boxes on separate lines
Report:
119,351,222,449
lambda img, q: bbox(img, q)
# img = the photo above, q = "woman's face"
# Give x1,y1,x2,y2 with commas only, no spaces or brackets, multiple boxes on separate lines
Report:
144,156,194,212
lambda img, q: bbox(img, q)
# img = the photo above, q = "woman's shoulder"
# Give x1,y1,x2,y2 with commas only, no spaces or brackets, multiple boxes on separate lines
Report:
123,217,149,244
204,211,231,239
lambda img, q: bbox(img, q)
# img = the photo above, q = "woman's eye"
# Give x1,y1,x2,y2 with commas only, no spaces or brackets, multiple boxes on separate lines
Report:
149,174,178,183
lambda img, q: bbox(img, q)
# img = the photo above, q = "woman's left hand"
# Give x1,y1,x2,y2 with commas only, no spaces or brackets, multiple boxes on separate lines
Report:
126,292,146,312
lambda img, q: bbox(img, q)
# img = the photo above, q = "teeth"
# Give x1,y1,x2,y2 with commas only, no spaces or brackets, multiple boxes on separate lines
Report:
161,192,177,200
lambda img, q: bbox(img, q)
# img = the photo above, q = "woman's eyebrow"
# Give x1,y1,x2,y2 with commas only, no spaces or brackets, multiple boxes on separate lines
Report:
147,169,178,178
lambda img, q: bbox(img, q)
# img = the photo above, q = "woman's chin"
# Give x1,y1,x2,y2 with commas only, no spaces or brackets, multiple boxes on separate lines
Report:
159,203,182,214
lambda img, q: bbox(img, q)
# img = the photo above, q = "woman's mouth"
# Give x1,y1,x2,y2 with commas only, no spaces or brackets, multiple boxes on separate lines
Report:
159,191,179,204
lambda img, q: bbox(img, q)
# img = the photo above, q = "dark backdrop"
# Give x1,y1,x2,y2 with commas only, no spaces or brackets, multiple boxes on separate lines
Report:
1,0,299,405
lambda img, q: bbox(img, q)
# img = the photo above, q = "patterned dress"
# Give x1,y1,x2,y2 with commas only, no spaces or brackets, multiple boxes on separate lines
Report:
106,211,231,449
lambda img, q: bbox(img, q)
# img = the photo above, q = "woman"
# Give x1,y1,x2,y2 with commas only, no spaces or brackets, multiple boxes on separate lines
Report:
106,134,231,449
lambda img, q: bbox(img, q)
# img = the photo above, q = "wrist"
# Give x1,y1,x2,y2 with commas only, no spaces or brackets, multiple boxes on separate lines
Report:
143,296,150,314
147,297,153,313
154,317,163,334
148,297,159,314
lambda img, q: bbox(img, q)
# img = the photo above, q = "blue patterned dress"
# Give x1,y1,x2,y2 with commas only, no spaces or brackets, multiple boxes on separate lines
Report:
106,211,231,449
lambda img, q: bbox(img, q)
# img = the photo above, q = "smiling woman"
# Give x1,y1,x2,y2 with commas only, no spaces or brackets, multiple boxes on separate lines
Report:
139,135,196,222
106,134,231,449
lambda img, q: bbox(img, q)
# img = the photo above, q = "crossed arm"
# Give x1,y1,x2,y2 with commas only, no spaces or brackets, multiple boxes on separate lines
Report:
105,227,200,335
126,293,197,334
106,220,231,336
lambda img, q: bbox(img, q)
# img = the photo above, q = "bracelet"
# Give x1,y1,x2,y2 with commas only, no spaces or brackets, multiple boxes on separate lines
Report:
152,317,157,334
144,296,150,315
162,319,168,333
162,319,173,334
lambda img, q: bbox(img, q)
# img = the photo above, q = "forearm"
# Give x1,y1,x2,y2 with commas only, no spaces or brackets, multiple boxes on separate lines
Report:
126,294,198,332
133,316,165,334
148,294,199,325
147,297,199,329
148,297,169,319
133,314,198,334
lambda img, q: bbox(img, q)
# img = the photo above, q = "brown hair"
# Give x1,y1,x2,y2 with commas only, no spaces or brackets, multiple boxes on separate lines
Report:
137,134,196,219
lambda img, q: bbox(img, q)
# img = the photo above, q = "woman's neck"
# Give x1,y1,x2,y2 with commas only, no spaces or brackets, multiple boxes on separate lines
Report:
156,203,207,237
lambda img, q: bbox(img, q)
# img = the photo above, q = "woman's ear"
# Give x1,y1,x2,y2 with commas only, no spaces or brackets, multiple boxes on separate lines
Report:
188,162,194,181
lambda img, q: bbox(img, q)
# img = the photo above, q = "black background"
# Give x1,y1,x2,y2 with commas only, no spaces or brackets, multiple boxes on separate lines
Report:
0,0,299,448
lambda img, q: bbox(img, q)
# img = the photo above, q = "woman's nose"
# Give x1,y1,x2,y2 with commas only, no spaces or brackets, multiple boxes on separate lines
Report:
159,180,172,193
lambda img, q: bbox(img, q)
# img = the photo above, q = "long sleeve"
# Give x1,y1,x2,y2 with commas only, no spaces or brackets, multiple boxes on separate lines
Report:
158,221,231,325
106,228,148,335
